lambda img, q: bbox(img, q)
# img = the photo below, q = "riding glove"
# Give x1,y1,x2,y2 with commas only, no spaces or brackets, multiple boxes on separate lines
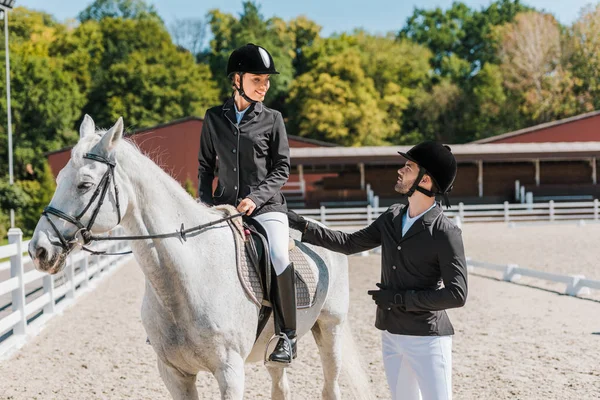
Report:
287,210,308,233
368,283,406,310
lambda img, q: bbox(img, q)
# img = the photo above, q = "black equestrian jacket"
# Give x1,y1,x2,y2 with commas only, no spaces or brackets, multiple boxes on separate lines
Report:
198,98,290,216
301,203,468,336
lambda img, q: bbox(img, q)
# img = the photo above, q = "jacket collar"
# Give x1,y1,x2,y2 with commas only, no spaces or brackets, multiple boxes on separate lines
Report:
222,97,263,126
398,202,443,243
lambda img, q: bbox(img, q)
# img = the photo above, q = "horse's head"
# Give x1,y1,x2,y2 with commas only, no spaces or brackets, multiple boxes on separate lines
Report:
29,115,129,274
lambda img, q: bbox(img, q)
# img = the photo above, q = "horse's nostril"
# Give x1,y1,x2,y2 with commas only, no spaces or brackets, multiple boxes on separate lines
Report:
36,247,48,262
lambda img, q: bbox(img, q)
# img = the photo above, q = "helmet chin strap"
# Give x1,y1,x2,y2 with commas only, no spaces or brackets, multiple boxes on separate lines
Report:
405,168,433,198
232,72,258,104
403,167,451,208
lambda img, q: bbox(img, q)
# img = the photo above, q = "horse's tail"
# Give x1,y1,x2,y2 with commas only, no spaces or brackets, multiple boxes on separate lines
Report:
341,319,375,400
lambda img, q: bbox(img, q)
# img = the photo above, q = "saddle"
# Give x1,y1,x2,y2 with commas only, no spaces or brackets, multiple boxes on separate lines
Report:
214,205,320,339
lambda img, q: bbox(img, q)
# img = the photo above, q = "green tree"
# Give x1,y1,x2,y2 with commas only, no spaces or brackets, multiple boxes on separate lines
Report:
0,8,84,179
469,63,513,140
399,2,472,71
207,2,295,107
76,16,220,129
287,45,394,146
286,16,322,77
78,0,161,23
567,3,600,110
398,1,537,143
0,181,30,212
496,11,581,123
16,162,56,235
461,0,533,69
0,181,30,241
399,0,532,73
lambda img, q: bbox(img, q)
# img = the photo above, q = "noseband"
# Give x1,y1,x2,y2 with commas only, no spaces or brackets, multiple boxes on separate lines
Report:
42,153,121,253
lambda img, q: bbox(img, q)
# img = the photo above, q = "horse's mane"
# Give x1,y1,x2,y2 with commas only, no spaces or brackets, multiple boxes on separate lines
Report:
71,128,224,219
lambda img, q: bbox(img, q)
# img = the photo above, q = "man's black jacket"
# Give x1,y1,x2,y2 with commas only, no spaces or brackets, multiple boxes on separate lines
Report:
198,98,290,215
302,203,468,336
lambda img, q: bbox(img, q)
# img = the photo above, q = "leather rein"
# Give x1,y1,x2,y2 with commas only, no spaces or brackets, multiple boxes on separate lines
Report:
42,152,244,256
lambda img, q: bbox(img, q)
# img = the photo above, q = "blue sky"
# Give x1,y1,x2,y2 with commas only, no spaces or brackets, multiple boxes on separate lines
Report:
15,0,597,36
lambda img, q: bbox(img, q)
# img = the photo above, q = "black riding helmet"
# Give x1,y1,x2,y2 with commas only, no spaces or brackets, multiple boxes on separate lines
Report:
398,141,457,207
227,43,279,104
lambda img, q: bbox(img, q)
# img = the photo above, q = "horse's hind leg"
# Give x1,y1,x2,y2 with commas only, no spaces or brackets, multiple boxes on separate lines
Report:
157,358,199,400
311,317,344,400
265,365,291,400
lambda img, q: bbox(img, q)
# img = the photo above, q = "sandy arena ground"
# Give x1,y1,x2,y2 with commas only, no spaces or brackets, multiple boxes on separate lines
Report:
0,222,599,399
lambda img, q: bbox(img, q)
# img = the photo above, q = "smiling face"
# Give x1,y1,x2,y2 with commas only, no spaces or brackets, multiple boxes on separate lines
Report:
234,73,270,102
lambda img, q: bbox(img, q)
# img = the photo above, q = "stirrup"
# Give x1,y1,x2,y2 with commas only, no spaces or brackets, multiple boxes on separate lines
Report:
264,332,294,366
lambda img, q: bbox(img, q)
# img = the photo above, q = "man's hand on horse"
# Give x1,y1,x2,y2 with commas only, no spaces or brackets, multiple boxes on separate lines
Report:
237,198,257,216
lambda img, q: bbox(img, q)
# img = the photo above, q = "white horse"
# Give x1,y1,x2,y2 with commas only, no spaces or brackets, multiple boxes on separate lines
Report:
28,116,372,400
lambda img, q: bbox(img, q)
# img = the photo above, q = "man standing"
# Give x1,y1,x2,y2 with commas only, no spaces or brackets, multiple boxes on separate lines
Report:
287,141,468,400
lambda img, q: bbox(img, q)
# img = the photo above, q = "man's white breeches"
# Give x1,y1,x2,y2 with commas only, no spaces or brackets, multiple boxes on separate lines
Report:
382,330,452,400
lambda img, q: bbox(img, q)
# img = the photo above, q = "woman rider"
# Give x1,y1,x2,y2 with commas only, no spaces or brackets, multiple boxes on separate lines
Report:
197,43,297,365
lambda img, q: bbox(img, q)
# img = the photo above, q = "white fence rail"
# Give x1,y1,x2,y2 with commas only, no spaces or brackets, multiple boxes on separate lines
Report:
466,258,600,297
296,200,600,227
0,227,132,359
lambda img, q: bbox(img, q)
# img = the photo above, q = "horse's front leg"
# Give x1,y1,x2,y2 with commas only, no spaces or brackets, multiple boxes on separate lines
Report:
213,351,246,400
157,358,199,400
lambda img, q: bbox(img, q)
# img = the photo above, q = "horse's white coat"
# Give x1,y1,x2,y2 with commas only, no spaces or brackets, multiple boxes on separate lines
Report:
29,116,372,400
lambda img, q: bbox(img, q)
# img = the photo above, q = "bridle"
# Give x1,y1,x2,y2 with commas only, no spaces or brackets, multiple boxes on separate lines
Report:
41,152,244,256
43,153,121,254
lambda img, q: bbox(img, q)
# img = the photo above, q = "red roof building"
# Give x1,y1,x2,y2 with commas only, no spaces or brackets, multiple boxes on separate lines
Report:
473,110,600,144
46,112,600,208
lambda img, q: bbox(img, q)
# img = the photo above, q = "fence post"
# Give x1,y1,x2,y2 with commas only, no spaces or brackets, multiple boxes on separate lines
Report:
81,256,89,289
515,180,520,202
458,202,465,221
66,257,75,299
367,205,373,224
525,192,533,210
566,275,589,297
549,200,555,222
594,199,599,221
43,274,56,315
465,257,474,273
454,216,462,229
320,206,326,224
504,201,509,223
520,186,525,203
503,264,521,282
8,228,27,336
98,255,106,277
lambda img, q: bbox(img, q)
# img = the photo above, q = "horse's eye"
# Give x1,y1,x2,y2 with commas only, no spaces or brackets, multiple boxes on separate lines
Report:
77,182,93,190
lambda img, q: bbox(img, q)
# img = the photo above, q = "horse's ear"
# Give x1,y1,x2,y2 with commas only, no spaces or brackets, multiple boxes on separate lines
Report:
80,114,95,139
99,117,124,153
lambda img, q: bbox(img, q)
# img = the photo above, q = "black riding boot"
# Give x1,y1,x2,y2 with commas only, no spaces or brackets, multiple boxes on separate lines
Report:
268,263,297,364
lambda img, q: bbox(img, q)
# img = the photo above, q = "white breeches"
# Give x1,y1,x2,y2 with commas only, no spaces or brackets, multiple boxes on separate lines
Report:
253,212,291,276
382,330,452,400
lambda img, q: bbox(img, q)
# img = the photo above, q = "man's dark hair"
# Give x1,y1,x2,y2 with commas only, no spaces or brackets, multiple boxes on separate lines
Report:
426,174,440,193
